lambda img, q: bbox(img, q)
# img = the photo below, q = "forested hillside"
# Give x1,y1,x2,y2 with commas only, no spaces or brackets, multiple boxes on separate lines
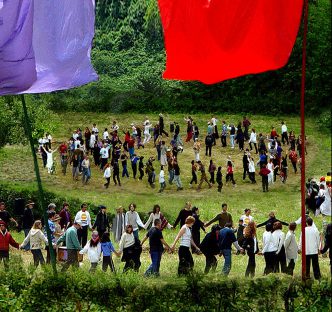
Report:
3,0,332,115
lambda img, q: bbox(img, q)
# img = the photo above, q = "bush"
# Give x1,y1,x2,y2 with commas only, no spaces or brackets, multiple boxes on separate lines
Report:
0,262,330,312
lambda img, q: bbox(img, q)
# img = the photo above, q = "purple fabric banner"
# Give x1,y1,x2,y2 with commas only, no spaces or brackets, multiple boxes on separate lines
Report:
0,0,98,95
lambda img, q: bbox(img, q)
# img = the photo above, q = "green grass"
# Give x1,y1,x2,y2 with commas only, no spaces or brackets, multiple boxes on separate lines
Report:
1,112,331,279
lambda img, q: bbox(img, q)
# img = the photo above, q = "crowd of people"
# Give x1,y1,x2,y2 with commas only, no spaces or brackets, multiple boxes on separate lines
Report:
37,115,313,193
0,200,330,279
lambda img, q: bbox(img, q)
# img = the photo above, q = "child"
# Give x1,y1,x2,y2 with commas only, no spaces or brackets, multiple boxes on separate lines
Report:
0,221,19,268
159,166,166,193
79,231,101,273
216,166,223,192
226,161,236,187
100,232,119,272
20,220,48,267
103,163,112,188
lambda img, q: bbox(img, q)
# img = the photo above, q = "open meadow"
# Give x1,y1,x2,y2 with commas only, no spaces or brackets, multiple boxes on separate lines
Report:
0,112,331,279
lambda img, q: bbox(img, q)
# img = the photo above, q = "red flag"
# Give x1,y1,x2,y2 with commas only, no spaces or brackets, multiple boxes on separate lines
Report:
158,0,303,84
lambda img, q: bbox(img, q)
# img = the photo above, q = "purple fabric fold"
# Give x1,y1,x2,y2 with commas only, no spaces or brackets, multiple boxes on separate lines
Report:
0,0,98,95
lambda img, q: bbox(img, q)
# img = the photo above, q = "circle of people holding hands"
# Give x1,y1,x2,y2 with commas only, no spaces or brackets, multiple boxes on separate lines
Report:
0,200,330,279
38,115,313,193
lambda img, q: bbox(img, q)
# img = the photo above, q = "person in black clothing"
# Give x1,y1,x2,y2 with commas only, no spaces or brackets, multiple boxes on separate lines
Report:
189,160,198,187
158,114,168,137
191,207,206,253
242,221,259,278
173,202,193,229
92,142,100,166
242,150,250,180
257,211,289,228
236,126,245,151
320,223,332,276
236,219,245,250
216,166,223,192
0,202,18,228
22,200,35,251
205,134,213,157
138,156,145,180
92,206,110,238
193,122,199,141
112,161,121,186
200,225,221,274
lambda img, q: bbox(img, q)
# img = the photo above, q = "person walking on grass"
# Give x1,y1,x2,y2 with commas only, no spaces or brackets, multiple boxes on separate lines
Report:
288,148,298,174
81,155,91,185
218,222,243,276
208,159,217,184
42,145,58,174
112,161,121,186
79,231,101,273
249,128,258,153
22,200,35,250
197,161,212,191
103,163,112,188
272,222,287,273
248,157,256,183
225,160,236,187
101,232,119,272
173,158,183,191
200,225,221,274
261,223,278,275
20,220,48,267
74,203,93,248
0,221,19,268
92,206,110,239
284,222,298,276
193,138,201,162
173,202,193,229
204,203,233,229
144,205,172,231
189,160,198,188
298,217,321,280
259,163,270,192
171,216,201,276
242,221,259,278
56,222,82,271
141,219,171,277
159,166,166,193
191,207,206,254
125,203,145,239
216,166,223,192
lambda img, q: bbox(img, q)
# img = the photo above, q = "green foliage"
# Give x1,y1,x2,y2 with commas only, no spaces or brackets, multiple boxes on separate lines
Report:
0,96,59,148
0,262,330,312
21,0,330,115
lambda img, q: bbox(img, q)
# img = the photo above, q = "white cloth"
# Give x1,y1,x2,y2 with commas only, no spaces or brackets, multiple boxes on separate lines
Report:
272,229,285,254
103,131,109,140
180,225,192,247
267,162,274,184
298,226,320,255
125,211,144,231
74,210,92,228
79,241,101,263
262,231,278,253
240,214,254,227
281,124,288,133
89,134,96,148
295,217,318,230
21,229,48,250
118,232,135,252
249,132,257,143
159,170,165,183
100,146,110,159
249,160,255,173
320,187,331,216
103,167,111,178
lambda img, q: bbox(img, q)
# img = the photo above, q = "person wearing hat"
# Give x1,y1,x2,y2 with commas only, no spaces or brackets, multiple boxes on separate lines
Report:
0,202,18,228
57,222,82,271
0,220,19,268
22,200,35,251
92,206,110,238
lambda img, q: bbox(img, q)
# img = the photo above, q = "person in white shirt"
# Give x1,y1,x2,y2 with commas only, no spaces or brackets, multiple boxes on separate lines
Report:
74,203,92,247
100,143,110,169
272,222,287,273
117,224,141,272
102,128,109,140
111,120,119,132
171,216,200,276
159,166,166,193
261,223,278,275
248,157,256,184
89,131,96,150
143,119,152,145
281,121,289,145
319,184,331,217
298,217,321,280
284,222,298,276
125,203,145,239
144,204,172,230
248,129,258,154
103,163,112,189
79,231,101,272
240,209,254,227
42,145,58,174
92,124,99,140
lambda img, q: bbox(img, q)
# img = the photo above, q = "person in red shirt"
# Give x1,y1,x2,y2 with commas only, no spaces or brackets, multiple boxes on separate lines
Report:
0,221,19,268
288,148,298,173
270,127,278,139
259,164,271,192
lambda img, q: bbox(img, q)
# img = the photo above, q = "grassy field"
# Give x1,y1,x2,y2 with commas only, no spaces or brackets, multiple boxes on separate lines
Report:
0,112,331,279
